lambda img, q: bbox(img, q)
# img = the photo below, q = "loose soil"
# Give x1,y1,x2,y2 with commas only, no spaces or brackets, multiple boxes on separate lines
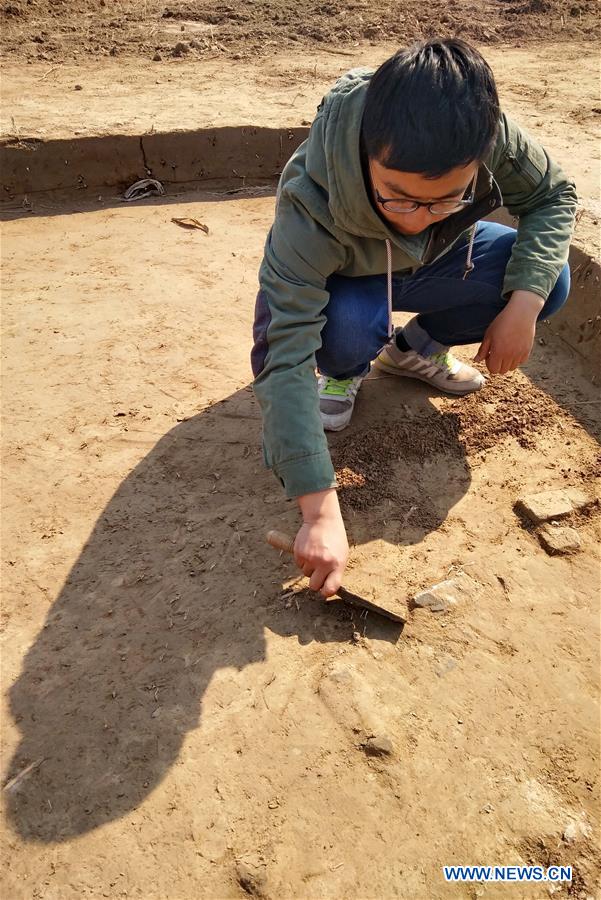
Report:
1,0,598,64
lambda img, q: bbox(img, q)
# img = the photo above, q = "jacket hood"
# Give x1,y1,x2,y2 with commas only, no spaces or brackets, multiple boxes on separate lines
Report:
306,69,432,259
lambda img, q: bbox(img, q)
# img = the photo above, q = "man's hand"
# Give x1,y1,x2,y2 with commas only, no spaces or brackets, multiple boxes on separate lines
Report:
474,290,545,375
295,489,349,598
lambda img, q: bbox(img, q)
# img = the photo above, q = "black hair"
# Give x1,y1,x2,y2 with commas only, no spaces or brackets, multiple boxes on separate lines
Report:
361,39,500,177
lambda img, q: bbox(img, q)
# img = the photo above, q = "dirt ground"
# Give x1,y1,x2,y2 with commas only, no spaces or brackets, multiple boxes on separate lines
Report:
1,191,600,898
1,3,601,899
0,0,598,64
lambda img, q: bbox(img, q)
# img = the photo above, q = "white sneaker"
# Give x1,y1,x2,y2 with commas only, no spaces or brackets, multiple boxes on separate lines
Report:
318,373,365,431
374,333,485,395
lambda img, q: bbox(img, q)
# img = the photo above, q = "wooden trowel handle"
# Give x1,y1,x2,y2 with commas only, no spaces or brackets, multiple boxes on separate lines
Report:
267,530,295,555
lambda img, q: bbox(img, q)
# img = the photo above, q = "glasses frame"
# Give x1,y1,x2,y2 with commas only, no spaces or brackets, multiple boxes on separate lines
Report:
371,168,478,216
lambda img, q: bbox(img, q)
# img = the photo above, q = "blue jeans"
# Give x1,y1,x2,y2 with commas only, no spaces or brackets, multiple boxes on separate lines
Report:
316,221,571,378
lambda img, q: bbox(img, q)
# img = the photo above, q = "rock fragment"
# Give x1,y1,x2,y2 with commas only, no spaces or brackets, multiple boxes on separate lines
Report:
172,41,190,57
363,734,394,757
516,489,587,524
412,573,478,613
538,524,581,555
564,488,590,512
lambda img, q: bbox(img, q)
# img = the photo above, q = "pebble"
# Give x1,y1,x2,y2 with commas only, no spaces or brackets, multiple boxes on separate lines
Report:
172,41,190,57
538,524,581,555
152,52,162,62
363,734,394,757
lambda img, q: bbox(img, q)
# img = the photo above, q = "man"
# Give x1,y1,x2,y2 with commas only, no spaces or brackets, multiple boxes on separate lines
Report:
251,39,576,598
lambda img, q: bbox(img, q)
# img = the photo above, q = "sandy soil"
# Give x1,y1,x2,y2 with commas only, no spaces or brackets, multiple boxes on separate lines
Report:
1,187,600,898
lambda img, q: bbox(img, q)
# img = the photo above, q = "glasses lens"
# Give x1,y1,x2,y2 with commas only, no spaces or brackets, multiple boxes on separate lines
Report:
429,200,466,215
383,200,419,213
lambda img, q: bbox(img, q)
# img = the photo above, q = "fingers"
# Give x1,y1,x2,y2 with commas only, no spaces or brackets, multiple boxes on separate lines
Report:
320,570,343,598
308,566,343,597
308,568,327,593
474,335,491,363
297,559,343,598
487,352,524,375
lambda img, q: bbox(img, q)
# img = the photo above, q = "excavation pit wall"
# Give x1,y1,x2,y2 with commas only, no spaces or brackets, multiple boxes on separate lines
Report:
1,125,599,380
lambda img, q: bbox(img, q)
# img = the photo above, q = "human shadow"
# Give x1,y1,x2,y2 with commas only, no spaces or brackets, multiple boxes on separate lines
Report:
4,378,470,842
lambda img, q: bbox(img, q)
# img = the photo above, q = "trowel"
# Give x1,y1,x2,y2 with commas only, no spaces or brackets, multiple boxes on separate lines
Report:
267,530,406,624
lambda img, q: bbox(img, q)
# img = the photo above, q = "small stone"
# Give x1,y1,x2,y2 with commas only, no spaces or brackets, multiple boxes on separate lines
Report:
516,490,575,524
412,575,476,613
363,734,394,757
172,41,190,57
267,798,279,809
152,51,162,61
562,816,591,843
413,590,448,612
538,524,581,555
74,84,83,91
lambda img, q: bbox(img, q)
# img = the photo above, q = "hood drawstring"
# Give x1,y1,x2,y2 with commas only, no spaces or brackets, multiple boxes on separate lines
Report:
385,238,393,339
463,224,477,279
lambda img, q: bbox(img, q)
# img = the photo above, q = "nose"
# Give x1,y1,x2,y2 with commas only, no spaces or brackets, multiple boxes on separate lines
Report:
400,208,432,233
414,208,435,229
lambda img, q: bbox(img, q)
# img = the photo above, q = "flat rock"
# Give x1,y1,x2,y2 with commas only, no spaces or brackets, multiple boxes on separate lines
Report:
538,524,581,555
516,489,585,524
412,573,478,614
564,488,590,511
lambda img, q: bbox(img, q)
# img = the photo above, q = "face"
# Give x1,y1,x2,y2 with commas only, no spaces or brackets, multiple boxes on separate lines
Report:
368,158,479,235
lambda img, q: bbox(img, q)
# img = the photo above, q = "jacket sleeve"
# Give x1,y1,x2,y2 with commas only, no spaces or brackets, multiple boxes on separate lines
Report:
252,190,347,499
490,113,577,300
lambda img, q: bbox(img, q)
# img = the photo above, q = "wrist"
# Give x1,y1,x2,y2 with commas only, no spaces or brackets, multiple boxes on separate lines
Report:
507,289,545,318
297,488,342,525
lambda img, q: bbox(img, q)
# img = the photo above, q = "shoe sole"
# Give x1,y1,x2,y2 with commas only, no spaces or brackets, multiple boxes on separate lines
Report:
373,357,484,396
323,421,351,432
321,414,353,432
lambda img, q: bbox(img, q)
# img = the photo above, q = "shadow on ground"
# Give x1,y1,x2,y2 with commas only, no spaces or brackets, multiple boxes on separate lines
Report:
4,378,470,842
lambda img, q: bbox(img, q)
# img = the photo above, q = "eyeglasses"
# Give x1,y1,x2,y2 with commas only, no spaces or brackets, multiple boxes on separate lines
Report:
371,169,478,216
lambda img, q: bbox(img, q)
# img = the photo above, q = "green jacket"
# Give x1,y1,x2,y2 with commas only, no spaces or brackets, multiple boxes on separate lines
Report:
251,68,577,499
